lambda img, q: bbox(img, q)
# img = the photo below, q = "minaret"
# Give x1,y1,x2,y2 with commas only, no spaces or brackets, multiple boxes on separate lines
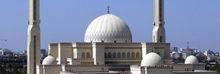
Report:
152,0,166,43
27,0,41,74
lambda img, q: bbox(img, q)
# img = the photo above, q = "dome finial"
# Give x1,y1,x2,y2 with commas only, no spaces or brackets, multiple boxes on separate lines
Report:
107,5,110,14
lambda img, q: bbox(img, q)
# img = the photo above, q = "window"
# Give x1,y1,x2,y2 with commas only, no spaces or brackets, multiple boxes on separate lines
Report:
82,52,85,59
86,52,90,58
132,52,135,58
117,52,121,58
122,52,126,58
127,52,130,58
105,52,107,58
136,52,140,58
108,52,112,58
113,52,116,58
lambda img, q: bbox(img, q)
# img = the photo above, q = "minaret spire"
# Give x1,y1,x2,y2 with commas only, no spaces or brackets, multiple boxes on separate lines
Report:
107,5,110,14
27,0,41,74
152,0,166,43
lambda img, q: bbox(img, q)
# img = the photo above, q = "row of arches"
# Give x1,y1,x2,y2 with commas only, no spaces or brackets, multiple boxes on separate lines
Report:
81,52,141,59
105,52,140,59
81,52,91,59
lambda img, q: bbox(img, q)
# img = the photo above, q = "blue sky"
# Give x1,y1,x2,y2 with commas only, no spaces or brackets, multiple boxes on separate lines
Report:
0,0,219,52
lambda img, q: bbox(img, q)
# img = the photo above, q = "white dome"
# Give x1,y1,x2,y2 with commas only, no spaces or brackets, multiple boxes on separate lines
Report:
42,55,56,65
84,14,132,43
141,52,161,66
184,55,198,64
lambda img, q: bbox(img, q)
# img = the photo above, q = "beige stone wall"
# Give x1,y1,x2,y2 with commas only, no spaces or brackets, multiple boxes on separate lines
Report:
130,65,142,74
48,42,170,65
37,65,62,74
173,71,217,74
64,65,109,72
146,66,173,74
145,43,170,59
104,43,142,65
173,64,206,71
92,43,105,65
73,43,92,59
58,43,73,64
142,43,170,64
49,43,58,58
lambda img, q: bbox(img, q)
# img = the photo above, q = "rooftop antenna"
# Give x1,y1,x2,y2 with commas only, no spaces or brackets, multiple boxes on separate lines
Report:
107,5,110,14
187,41,189,49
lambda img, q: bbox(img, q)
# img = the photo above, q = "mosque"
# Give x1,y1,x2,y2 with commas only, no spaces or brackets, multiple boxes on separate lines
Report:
27,0,217,74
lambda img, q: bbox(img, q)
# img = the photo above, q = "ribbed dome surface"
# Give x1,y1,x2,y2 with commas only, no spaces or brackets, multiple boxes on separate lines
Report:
42,55,56,65
84,14,132,43
141,52,161,66
184,55,198,64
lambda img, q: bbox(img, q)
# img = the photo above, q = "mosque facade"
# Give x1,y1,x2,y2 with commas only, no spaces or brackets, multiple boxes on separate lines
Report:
27,0,217,74
46,14,171,66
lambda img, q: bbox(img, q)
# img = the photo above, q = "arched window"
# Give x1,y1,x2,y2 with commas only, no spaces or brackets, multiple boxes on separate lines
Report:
108,52,112,58
127,52,130,58
113,52,116,58
86,52,90,58
82,52,85,59
136,52,140,58
122,52,126,58
132,52,135,58
117,52,121,58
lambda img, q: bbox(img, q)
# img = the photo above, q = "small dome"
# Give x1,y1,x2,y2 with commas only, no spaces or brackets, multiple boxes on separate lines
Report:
42,55,56,65
141,52,161,66
84,14,132,43
171,51,181,59
184,55,198,64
